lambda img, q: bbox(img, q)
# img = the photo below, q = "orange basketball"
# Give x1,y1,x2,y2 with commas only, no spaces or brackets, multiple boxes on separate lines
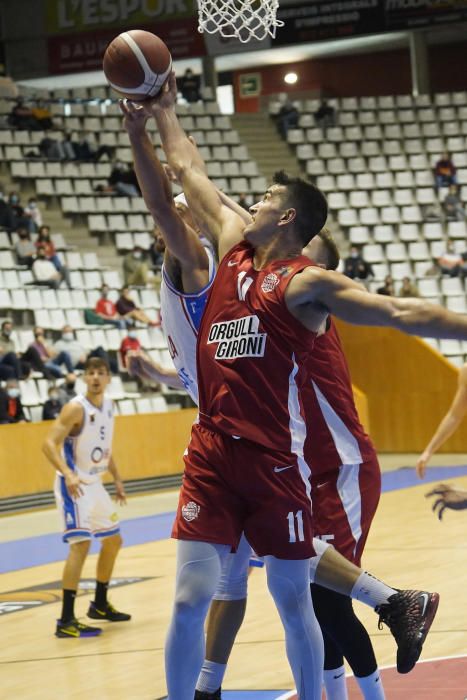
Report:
103,29,172,101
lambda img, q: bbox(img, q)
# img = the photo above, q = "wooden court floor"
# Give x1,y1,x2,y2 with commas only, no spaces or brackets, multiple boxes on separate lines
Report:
1,472,467,700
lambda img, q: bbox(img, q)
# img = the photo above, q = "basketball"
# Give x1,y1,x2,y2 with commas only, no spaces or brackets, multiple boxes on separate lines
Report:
103,29,172,101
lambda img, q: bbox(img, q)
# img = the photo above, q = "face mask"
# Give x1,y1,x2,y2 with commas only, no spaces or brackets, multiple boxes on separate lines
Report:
128,331,138,339
7,388,19,398
29,202,36,209
49,392,59,401
62,332,73,341
133,252,142,259
351,252,359,259
2,329,11,337
101,290,108,298
10,196,18,204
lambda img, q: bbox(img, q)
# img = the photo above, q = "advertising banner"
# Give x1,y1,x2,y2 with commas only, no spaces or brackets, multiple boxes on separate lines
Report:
384,0,467,30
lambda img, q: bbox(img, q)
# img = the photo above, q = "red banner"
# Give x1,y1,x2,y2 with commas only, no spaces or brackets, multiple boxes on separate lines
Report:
48,18,206,75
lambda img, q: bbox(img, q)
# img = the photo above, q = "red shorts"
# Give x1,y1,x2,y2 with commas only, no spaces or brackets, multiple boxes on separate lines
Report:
172,423,315,559
310,456,381,566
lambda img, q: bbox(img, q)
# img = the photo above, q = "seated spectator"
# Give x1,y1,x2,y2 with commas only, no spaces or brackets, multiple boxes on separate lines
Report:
148,228,166,273
87,284,127,328
399,276,419,298
32,245,63,288
53,324,116,373
377,275,395,296
434,152,457,192
0,194,15,231
179,68,201,103
29,326,74,378
8,97,37,130
23,197,43,232
276,98,299,139
72,132,114,162
96,161,141,197
8,192,30,230
120,328,141,368
39,132,67,160
116,286,159,327
123,245,149,286
423,203,443,222
237,193,252,212
57,374,78,405
42,385,62,421
15,227,36,267
442,185,465,222
36,225,72,288
30,99,54,130
436,239,463,277
0,319,37,380
314,99,336,130
0,379,27,423
344,246,374,281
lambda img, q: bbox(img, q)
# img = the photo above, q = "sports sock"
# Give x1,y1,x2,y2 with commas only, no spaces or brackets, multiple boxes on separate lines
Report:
356,669,386,699
95,581,109,608
323,665,348,700
350,572,397,609
61,589,76,622
196,660,226,693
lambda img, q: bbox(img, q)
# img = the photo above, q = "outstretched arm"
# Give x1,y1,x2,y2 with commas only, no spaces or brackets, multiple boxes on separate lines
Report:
120,99,209,290
416,364,467,477
144,74,245,260
127,351,184,389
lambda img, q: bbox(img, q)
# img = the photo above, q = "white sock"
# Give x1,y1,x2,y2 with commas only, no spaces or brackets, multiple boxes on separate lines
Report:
350,572,397,609
323,665,348,700
196,660,226,693
356,669,386,699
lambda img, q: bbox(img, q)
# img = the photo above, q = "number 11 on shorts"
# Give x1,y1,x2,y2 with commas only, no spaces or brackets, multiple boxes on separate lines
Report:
287,510,304,543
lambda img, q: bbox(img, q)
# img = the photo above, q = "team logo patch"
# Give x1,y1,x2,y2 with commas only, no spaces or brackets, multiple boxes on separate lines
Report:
261,273,280,293
182,501,200,522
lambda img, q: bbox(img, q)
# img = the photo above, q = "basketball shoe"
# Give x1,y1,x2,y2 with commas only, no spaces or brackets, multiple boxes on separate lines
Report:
375,589,440,673
55,618,102,638
87,601,131,622
194,689,221,699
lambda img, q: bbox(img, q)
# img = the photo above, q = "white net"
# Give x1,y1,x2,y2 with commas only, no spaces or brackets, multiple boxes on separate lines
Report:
197,0,284,43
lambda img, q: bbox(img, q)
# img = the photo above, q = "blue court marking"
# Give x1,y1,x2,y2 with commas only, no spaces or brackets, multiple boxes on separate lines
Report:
1,465,467,574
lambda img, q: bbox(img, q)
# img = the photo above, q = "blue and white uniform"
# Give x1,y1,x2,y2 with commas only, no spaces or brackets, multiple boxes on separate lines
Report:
159,241,216,404
54,394,119,543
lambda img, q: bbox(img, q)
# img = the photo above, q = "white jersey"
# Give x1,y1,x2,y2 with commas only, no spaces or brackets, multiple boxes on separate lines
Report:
63,394,114,484
160,243,216,404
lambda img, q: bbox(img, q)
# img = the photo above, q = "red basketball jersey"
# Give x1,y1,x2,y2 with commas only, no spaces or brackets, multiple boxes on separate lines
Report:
303,321,376,473
197,241,317,452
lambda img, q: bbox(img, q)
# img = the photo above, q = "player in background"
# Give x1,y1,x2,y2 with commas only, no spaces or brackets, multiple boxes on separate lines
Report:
417,362,467,478
42,357,130,638
147,74,467,700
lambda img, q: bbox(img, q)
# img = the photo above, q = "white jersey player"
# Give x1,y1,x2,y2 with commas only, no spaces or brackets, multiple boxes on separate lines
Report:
43,357,130,638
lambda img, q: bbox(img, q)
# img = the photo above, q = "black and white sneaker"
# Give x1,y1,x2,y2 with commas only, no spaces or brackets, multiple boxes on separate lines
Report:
194,689,221,700
376,589,440,674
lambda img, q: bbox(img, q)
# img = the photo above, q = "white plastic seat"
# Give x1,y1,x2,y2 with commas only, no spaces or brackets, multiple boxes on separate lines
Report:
416,188,436,206
135,397,153,414
337,209,359,227
386,243,407,262
422,223,443,240
151,395,168,413
418,279,440,297
389,155,408,171
371,190,392,208
399,224,420,242
336,174,355,191
361,142,380,158
349,227,370,245
439,339,463,356
381,207,401,225
408,241,430,261
49,309,66,329
349,191,370,209
83,271,102,288
390,262,413,279
447,221,467,239
394,189,415,207
118,399,135,415
316,175,335,193
327,158,346,175
327,192,347,210
368,156,387,173
339,142,359,158
395,172,415,188
19,380,41,406
440,277,464,296
375,172,395,189
362,244,384,263
373,225,394,244
445,297,467,314
41,288,58,309
402,206,422,223
355,173,375,190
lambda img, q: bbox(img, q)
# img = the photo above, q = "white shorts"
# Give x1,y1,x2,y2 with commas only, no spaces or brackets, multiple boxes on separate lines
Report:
54,474,120,543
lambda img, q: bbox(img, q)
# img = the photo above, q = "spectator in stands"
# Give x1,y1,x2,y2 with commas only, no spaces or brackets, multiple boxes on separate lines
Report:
276,98,299,139
8,97,37,130
434,152,457,192
53,324,116,373
30,99,54,130
8,192,29,230
57,374,77,405
39,132,67,160
24,197,43,232
36,225,72,288
72,132,114,162
120,328,142,368
89,284,127,329
42,385,62,421
436,239,463,277
377,275,395,296
237,193,252,212
423,202,443,223
0,379,27,423
105,161,141,197
30,326,74,378
61,132,77,160
343,245,374,281
116,286,159,326
15,227,36,267
0,319,42,380
442,185,465,222
399,276,419,298
32,245,63,289
148,227,166,273
314,99,336,131
179,68,201,103
123,245,149,286
0,193,15,231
